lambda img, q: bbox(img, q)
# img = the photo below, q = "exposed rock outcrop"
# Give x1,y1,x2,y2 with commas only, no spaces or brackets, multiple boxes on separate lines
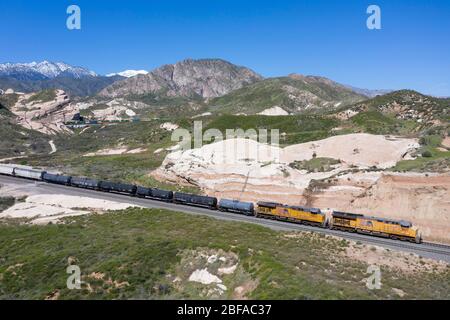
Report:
99,59,263,98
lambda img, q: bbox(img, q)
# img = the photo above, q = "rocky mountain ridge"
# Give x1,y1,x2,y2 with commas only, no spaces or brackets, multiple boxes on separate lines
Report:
99,58,263,99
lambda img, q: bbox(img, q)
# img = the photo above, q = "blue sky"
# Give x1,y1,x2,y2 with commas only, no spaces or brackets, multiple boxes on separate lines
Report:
2,0,450,96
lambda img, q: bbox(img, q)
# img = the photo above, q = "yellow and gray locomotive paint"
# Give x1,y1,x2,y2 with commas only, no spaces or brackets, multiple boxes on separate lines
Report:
330,211,422,243
256,202,327,227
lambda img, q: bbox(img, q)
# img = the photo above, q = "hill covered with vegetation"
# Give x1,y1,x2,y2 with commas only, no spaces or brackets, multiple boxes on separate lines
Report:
208,75,366,115
1,208,448,300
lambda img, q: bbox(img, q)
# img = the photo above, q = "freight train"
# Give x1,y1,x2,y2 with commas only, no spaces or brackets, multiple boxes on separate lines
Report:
0,164,422,243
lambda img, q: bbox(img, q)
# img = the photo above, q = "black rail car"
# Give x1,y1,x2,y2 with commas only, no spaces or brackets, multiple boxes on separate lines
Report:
71,177,100,190
136,186,152,198
151,188,173,201
42,173,72,185
98,181,137,195
136,186,173,201
173,192,217,209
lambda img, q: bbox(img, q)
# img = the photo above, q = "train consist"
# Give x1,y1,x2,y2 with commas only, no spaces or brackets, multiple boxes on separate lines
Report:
0,165,422,243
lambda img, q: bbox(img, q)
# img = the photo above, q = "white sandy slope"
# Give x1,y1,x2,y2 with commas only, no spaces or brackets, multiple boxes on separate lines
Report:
0,194,139,224
160,122,180,131
188,269,223,285
84,147,146,157
257,106,289,116
283,134,419,168
152,133,450,243
152,133,419,204
154,134,419,183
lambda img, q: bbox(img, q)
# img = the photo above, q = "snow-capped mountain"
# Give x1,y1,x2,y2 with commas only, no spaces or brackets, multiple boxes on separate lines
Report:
106,70,149,78
0,61,97,80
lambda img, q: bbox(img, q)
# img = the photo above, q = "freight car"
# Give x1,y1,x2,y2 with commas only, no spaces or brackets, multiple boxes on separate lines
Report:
151,188,174,201
70,177,100,190
173,192,217,209
136,186,173,201
42,173,72,185
13,168,45,180
98,181,137,195
256,202,327,227
218,199,254,216
0,164,424,245
331,211,421,243
0,165,15,176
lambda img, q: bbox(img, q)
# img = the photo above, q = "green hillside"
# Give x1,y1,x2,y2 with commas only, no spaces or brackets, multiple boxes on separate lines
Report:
1,208,448,300
208,76,366,115
0,120,50,158
203,114,339,146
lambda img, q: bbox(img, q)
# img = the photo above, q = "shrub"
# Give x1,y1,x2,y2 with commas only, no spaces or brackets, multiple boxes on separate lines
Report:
422,151,432,158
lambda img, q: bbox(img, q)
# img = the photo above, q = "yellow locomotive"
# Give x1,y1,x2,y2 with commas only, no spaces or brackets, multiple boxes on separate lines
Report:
256,202,327,227
255,202,421,243
331,211,422,243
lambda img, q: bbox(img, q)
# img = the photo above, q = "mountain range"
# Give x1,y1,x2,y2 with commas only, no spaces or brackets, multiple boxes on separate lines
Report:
99,59,263,99
0,59,395,101
0,59,435,113
0,61,122,97
0,61,96,80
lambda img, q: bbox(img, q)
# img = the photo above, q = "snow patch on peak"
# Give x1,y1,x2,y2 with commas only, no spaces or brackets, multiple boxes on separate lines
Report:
106,70,149,78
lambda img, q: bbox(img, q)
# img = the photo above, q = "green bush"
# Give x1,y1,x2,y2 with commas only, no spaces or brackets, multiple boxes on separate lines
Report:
422,151,433,158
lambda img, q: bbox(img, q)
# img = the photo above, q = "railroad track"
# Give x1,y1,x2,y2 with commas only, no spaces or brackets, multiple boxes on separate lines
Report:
423,242,450,249
239,215,450,256
1,174,450,261
422,242,450,253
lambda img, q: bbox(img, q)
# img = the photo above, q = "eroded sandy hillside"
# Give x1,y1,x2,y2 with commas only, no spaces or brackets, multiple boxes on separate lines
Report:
9,90,73,134
152,134,450,243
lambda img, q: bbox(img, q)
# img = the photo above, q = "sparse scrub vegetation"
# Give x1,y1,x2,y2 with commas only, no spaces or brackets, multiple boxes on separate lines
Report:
393,132,450,172
203,114,339,146
0,208,448,299
289,157,341,173
0,93,19,109
26,89,57,104
0,120,50,158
